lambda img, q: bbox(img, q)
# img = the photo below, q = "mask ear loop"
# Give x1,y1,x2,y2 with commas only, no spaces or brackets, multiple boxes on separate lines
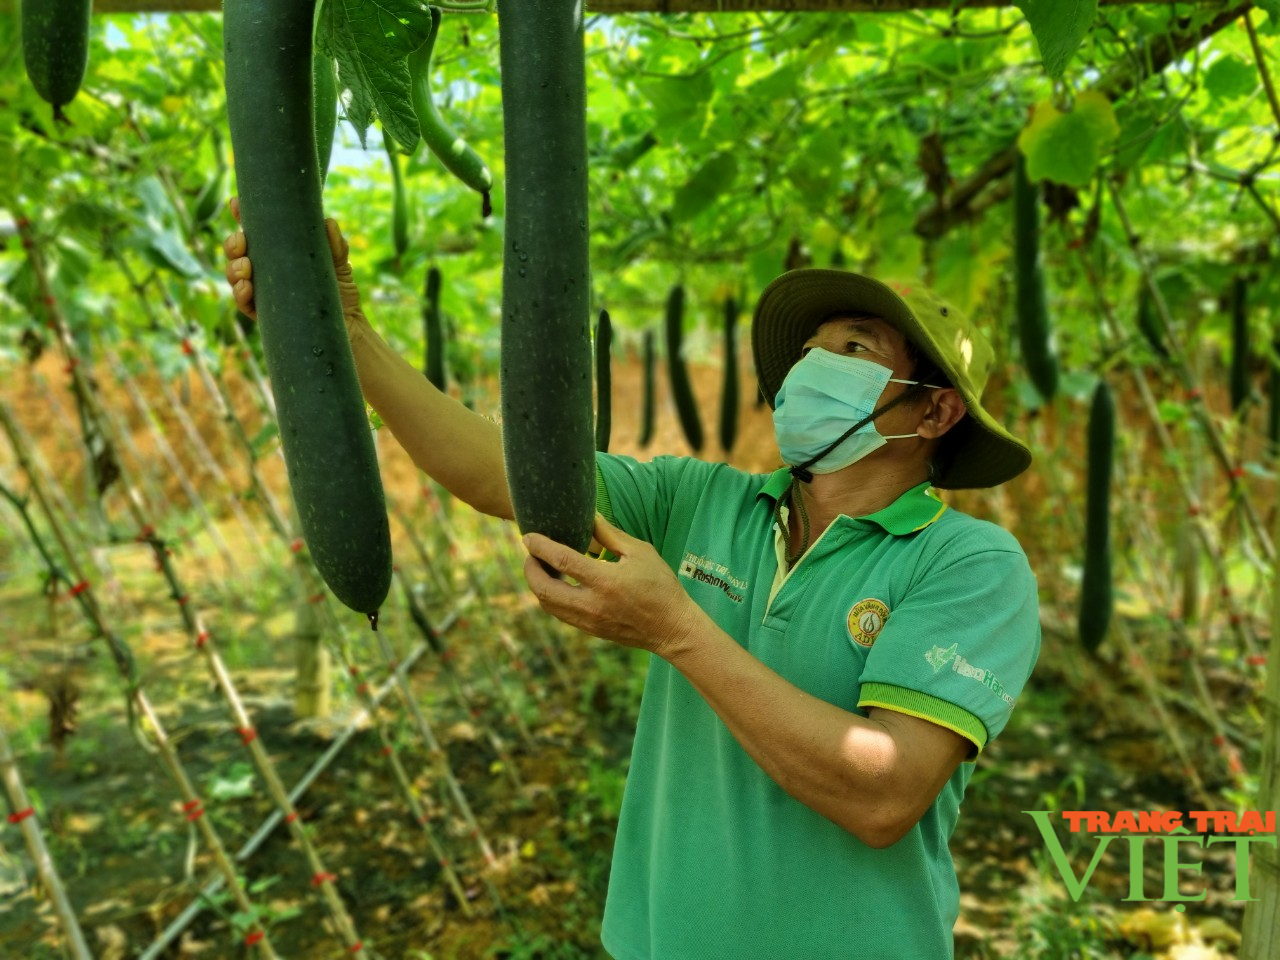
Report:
777,382,932,567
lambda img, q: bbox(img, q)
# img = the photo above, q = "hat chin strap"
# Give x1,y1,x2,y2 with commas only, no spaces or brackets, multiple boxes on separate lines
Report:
787,387,920,484
777,387,924,567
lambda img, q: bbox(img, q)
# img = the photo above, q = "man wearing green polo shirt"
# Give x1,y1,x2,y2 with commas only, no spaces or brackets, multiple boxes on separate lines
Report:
521,272,1041,960
224,209,1039,959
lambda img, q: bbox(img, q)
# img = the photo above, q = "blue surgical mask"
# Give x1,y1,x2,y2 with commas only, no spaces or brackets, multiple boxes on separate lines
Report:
772,348,936,476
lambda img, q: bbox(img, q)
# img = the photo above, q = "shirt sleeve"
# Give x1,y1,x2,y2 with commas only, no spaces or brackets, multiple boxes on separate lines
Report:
856,532,1041,760
594,451,708,551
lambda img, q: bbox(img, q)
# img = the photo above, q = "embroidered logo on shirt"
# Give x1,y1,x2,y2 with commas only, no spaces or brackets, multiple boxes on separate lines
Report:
679,552,747,604
925,645,1015,706
847,598,890,647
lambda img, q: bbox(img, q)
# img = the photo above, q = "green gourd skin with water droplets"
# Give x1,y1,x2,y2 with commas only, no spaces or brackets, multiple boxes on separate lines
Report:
497,0,595,554
224,0,392,618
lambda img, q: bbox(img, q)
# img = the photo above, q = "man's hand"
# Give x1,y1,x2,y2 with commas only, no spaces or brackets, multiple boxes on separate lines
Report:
522,514,707,658
222,196,366,325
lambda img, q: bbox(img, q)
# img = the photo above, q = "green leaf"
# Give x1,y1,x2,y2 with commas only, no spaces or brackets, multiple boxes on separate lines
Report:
638,71,714,138
0,83,15,207
1113,102,1160,171
1258,0,1280,24
744,63,802,104
670,152,738,224
1203,56,1257,101
1017,92,1120,188
1015,0,1098,80
128,178,203,279
318,0,435,152
143,230,204,279
250,422,280,457
1143,118,1190,164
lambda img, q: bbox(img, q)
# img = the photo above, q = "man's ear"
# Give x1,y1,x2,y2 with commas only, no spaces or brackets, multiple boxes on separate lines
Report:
917,388,967,439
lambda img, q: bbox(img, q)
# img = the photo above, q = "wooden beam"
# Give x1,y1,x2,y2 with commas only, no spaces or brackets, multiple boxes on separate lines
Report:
0,0,1228,13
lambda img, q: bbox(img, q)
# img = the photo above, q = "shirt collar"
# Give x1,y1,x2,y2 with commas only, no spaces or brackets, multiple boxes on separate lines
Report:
758,469,947,536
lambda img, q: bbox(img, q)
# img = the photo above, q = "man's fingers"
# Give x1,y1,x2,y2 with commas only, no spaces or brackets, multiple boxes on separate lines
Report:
592,513,632,554
223,228,245,260
325,218,349,268
523,533,598,584
234,279,256,317
523,553,580,608
224,255,251,286
229,196,241,223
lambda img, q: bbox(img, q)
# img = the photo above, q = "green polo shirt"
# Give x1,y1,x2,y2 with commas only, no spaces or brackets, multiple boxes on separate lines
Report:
593,453,1041,960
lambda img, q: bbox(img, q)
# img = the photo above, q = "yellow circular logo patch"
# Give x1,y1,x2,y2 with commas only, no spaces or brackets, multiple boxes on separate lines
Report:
847,598,890,647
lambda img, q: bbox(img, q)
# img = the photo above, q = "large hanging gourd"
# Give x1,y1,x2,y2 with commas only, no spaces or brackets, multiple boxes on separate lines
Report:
1229,275,1249,415
496,0,594,554
1078,379,1115,653
719,296,739,453
595,309,613,453
224,0,392,620
639,329,656,448
1013,152,1059,403
665,284,704,452
21,0,92,124
423,266,446,392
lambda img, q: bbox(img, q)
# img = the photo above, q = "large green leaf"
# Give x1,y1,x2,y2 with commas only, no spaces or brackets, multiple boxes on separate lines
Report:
128,178,203,279
318,0,435,151
1015,0,1098,80
1203,56,1257,102
670,152,738,224
1018,92,1120,188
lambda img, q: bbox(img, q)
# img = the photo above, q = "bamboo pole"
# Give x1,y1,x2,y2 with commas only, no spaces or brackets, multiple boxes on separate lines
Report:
0,723,93,960
1239,478,1280,958
143,303,496,916
139,605,468,960
1108,183,1274,563
391,558,527,792
0,406,282,958
389,496,535,757
100,344,240,578
1070,235,1262,661
15,212,371,955
10,376,140,623
310,601,478,917
104,251,275,566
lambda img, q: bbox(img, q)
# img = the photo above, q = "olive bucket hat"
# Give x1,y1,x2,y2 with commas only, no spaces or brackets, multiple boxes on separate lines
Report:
752,269,1031,490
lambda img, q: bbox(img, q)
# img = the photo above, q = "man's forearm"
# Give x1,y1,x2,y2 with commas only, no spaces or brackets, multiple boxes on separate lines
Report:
346,318,513,520
662,622,905,847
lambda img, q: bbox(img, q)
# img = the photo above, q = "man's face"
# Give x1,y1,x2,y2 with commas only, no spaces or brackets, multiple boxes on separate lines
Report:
798,316,915,381
794,315,942,445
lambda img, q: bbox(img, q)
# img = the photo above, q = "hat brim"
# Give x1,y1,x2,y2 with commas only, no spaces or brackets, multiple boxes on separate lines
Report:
751,270,1031,489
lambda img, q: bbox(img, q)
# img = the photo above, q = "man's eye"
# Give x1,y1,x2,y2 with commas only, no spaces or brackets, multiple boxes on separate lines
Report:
845,341,866,353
